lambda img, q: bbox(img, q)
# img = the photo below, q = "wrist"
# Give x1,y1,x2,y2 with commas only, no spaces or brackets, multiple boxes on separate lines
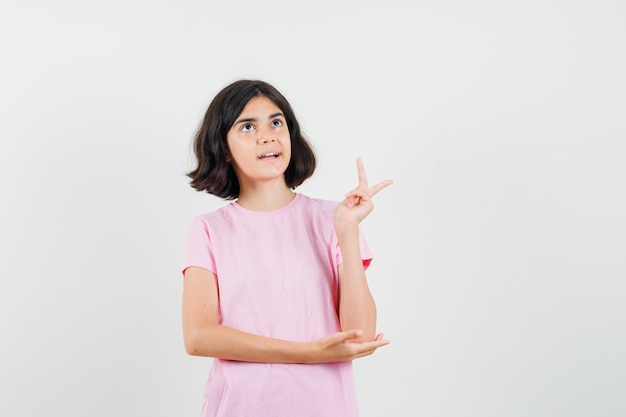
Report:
297,341,318,364
334,219,359,238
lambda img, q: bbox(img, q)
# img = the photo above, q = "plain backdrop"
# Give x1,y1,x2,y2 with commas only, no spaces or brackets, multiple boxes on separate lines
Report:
1,1,625,416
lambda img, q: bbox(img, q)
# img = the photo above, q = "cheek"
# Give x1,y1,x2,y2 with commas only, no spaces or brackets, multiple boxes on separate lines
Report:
228,141,253,158
283,133,292,150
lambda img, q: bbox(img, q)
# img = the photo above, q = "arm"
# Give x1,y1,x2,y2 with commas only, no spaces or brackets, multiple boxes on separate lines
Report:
334,157,393,343
182,266,388,363
336,229,377,343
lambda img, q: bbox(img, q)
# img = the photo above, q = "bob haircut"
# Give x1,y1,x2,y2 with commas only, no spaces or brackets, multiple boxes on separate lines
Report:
187,79,316,200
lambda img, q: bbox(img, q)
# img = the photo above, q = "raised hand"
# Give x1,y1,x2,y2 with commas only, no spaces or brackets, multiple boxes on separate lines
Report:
334,157,393,227
306,329,390,363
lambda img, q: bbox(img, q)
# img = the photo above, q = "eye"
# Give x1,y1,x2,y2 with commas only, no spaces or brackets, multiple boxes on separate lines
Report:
271,119,283,128
241,123,254,132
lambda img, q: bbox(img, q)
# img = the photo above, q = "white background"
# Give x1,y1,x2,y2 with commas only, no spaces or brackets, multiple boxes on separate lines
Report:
1,1,625,416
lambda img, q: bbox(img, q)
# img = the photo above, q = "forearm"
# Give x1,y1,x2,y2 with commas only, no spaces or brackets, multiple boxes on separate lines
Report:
185,322,389,364
336,223,378,342
184,323,313,363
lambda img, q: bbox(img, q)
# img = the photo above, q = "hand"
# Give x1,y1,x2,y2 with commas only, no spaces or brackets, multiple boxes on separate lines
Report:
334,157,393,227
307,329,390,363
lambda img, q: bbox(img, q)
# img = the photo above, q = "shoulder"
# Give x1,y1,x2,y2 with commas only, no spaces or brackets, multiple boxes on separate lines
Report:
300,194,339,210
300,194,338,215
188,202,237,229
294,194,339,230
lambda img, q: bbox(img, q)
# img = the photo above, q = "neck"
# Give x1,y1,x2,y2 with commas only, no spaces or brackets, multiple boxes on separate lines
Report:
236,180,296,212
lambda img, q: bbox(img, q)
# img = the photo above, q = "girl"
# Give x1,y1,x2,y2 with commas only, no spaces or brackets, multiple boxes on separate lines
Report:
182,79,392,417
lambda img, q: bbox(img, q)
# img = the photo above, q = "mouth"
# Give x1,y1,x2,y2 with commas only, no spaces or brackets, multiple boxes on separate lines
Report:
258,152,281,160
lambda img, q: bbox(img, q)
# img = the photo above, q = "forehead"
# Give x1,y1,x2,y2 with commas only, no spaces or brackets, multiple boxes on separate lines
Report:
238,95,282,117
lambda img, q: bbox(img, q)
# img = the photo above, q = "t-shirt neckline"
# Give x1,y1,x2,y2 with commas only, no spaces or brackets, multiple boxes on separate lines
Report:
232,193,302,217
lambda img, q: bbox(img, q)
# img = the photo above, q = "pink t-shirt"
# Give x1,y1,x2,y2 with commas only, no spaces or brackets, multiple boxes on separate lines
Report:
182,193,372,417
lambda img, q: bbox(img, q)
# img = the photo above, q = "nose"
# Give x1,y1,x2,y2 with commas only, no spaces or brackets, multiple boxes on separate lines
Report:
257,126,276,144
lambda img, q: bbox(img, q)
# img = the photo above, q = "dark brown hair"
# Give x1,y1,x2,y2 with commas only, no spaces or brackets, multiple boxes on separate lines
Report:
187,79,316,199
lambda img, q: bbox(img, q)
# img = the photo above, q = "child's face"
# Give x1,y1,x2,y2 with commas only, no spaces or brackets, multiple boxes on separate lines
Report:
226,95,292,188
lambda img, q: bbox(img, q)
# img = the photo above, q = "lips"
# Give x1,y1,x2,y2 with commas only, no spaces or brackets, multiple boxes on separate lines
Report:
258,152,280,160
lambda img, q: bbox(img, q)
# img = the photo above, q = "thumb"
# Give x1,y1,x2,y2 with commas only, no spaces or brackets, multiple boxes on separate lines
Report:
342,329,363,342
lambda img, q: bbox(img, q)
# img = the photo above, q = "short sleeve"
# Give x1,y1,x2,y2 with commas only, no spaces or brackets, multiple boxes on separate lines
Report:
181,216,217,276
334,226,373,271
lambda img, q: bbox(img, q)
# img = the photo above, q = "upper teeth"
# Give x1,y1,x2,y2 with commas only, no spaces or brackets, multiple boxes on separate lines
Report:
262,153,278,157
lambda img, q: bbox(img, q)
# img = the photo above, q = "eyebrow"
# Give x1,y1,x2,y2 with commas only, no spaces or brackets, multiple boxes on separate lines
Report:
233,112,285,125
